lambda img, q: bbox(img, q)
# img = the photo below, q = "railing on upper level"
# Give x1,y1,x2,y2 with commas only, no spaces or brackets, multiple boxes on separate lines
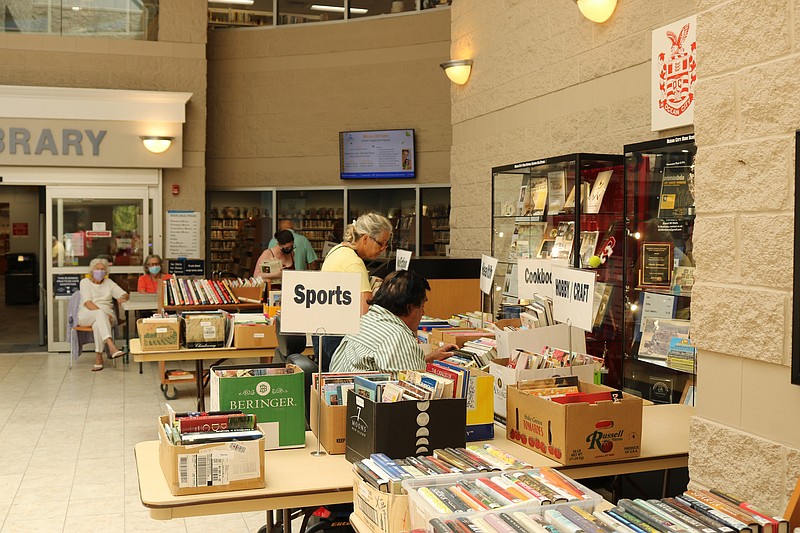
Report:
3,0,159,40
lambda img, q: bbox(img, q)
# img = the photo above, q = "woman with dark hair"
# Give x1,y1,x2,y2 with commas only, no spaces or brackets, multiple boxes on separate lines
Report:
137,254,172,293
254,229,295,283
329,270,457,373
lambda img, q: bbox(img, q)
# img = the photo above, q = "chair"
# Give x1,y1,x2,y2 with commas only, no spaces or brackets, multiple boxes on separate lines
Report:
66,290,125,369
274,314,306,364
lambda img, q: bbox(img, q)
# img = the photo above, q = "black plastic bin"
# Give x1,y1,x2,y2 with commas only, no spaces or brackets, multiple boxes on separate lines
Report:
5,253,38,305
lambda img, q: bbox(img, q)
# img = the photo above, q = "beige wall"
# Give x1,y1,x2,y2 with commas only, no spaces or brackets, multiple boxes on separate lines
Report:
206,9,452,189
0,0,207,247
689,0,800,514
448,0,694,257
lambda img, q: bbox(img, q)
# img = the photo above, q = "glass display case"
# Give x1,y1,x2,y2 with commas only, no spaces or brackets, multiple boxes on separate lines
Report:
491,153,625,366
622,134,696,405
207,191,273,275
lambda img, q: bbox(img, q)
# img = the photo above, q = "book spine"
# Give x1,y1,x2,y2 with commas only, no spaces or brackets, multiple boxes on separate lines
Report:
540,466,590,500
634,499,700,533
569,505,618,533
489,474,533,503
429,486,469,513
482,513,518,533
405,456,437,476
542,509,582,533
446,485,485,512
354,461,388,492
434,449,477,472
177,413,255,433
171,277,183,305
498,512,532,533
370,453,411,480
456,517,486,533
557,505,611,533
618,499,682,533
361,458,394,483
663,498,736,533
426,455,461,474
475,477,518,505
677,495,751,533
689,490,768,531
458,480,502,510
206,280,222,305
646,499,717,533
222,280,239,303
511,512,551,533
609,507,661,533
447,448,487,471
517,472,567,503
739,503,782,533
429,519,451,533
592,510,639,533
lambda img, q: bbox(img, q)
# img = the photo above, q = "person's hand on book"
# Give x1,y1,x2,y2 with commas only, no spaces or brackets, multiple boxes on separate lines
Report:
426,343,458,363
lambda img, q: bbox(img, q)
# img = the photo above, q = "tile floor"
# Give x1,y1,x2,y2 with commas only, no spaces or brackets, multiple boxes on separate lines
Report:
0,351,274,533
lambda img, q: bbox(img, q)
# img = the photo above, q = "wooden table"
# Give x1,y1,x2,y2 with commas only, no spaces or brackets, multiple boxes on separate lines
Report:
136,404,693,528
129,338,274,410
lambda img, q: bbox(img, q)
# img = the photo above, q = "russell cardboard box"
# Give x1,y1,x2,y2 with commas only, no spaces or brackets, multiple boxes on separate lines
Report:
157,415,265,496
209,363,306,450
137,317,180,351
506,381,643,465
234,323,277,349
310,386,347,455
345,390,466,463
353,473,410,533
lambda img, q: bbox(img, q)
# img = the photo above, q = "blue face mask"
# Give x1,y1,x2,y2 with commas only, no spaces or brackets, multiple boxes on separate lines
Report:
92,270,106,281
148,265,161,275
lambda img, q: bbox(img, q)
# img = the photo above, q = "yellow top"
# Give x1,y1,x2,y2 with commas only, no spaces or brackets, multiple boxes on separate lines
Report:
321,244,371,293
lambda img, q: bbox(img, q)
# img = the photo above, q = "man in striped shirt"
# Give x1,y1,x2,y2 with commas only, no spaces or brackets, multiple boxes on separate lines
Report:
330,270,457,373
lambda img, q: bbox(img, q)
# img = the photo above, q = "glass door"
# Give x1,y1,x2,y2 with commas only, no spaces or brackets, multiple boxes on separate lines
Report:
47,186,154,352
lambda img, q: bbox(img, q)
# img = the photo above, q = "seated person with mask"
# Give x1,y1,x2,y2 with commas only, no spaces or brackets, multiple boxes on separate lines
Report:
329,270,457,373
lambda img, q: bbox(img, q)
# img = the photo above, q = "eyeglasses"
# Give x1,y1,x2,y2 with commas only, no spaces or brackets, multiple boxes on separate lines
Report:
369,235,389,249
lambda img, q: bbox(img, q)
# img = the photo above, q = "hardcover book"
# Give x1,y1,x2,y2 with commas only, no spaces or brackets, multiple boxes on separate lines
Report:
546,170,566,214
529,177,548,216
585,169,613,214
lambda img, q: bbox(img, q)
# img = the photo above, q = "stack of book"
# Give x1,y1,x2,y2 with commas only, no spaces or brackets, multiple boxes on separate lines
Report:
508,345,604,372
163,407,263,445
162,276,264,307
666,337,697,373
354,446,532,494
442,339,496,371
314,372,383,406
518,295,554,329
516,376,621,405
352,365,473,403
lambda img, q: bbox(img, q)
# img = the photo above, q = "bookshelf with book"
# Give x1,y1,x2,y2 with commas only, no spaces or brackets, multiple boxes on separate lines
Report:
491,153,625,379
229,216,273,278
276,189,345,257
621,134,696,405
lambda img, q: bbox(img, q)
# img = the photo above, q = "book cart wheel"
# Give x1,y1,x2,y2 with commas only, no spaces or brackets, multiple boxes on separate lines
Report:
160,383,178,400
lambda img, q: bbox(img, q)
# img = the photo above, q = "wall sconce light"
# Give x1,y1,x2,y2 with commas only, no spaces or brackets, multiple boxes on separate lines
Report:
141,136,174,154
574,0,617,23
440,59,473,85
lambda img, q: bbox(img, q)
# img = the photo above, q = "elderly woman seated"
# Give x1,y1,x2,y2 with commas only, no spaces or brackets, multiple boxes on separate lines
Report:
78,258,129,371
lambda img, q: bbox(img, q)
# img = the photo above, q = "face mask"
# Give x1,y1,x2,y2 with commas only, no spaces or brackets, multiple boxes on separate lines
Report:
92,270,106,281
280,246,293,255
148,265,161,275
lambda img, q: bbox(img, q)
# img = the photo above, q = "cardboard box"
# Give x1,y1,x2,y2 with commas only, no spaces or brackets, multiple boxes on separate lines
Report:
209,363,306,450
136,318,180,351
438,330,495,349
353,473,410,533
157,415,265,496
491,322,586,360
428,327,475,346
231,285,264,303
310,386,347,455
489,357,596,425
182,313,226,349
345,390,466,463
506,381,643,465
233,323,277,349
465,368,495,442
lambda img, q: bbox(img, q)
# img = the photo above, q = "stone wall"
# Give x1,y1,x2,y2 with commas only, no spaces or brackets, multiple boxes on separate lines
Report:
206,9,451,189
690,0,800,514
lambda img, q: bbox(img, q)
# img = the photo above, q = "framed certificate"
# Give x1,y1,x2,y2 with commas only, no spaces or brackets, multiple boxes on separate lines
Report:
640,242,673,286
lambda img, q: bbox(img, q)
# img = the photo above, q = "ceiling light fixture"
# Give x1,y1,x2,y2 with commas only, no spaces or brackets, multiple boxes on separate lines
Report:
141,136,174,154
574,0,617,23
208,0,255,5
311,4,368,14
439,59,473,85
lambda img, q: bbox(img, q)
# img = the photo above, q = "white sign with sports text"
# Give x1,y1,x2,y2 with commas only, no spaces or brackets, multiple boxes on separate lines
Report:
280,271,361,335
551,266,595,332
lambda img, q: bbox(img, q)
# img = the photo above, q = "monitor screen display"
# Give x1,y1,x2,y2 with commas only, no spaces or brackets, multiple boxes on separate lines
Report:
339,129,415,179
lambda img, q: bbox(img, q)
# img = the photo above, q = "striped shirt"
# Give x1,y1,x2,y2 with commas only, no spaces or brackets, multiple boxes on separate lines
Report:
329,304,424,373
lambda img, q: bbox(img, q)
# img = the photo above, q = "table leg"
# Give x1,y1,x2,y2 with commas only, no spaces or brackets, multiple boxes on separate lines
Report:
662,468,670,498
283,508,292,533
124,310,131,365
196,359,205,412
266,510,274,531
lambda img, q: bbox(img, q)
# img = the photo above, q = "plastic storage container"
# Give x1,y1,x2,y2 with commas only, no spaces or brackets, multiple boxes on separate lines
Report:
402,468,603,531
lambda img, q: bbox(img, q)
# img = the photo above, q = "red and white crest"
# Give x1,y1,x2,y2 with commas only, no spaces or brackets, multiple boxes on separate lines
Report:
652,16,697,131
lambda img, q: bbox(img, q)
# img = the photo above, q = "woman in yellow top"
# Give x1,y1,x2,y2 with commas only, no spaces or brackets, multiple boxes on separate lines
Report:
318,212,393,369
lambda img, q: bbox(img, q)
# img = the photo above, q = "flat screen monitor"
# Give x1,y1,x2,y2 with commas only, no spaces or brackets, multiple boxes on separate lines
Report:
339,129,415,179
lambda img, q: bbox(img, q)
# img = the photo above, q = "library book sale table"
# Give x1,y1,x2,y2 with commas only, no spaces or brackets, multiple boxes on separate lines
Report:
135,404,693,527
129,338,273,411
